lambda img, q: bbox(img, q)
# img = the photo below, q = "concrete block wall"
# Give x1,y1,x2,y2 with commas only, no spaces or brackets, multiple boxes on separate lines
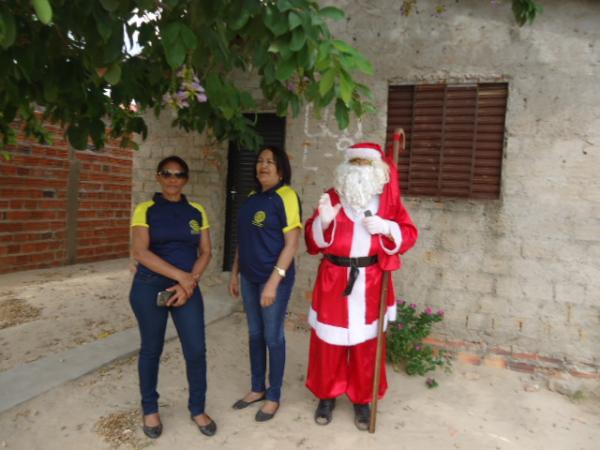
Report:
0,123,132,273
287,0,600,377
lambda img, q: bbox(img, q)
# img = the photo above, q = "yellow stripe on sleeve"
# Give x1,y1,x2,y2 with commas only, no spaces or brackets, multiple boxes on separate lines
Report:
276,185,303,233
190,201,210,230
131,201,154,228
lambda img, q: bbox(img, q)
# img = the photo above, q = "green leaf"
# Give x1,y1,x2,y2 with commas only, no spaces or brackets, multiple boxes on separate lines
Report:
104,64,122,85
180,25,197,50
164,42,186,68
264,6,289,36
67,122,90,150
319,6,345,21
288,11,302,30
43,80,58,102
205,73,224,100
289,28,306,52
239,91,256,109
349,52,374,75
32,0,53,24
89,118,106,148
332,39,354,54
318,68,335,96
95,13,112,42
99,0,120,12
277,0,294,12
289,95,300,116
0,9,17,49
267,42,281,53
275,58,295,81
339,72,353,106
103,23,124,64
135,0,156,10
220,106,235,119
335,99,349,129
230,9,250,30
162,22,182,47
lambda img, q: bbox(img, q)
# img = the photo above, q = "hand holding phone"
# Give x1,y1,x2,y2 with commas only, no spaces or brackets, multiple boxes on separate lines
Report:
156,290,176,307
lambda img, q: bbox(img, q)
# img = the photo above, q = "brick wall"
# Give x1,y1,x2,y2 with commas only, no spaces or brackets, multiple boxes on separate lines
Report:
0,123,132,273
76,147,132,262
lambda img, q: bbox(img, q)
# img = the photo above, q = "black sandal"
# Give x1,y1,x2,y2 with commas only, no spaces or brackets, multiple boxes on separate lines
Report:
314,398,336,425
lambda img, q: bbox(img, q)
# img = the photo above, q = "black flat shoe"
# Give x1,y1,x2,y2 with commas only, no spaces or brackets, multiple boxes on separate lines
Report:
314,398,336,425
142,423,163,439
353,403,370,431
255,404,279,422
232,393,266,410
191,415,217,437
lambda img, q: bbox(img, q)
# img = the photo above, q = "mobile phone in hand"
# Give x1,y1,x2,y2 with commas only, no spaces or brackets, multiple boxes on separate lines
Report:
156,290,176,307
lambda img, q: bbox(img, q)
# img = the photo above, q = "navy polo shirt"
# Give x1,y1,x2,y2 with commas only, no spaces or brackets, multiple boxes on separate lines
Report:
237,183,302,283
131,193,210,276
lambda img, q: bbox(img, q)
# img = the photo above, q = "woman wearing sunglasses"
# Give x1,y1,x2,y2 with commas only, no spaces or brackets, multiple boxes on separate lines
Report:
129,155,216,439
229,146,302,422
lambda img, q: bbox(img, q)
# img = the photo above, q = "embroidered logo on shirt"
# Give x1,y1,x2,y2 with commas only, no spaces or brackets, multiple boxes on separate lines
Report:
252,211,266,227
189,219,202,234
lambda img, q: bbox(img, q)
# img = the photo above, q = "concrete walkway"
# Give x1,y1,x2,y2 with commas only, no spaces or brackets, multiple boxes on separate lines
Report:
0,279,237,414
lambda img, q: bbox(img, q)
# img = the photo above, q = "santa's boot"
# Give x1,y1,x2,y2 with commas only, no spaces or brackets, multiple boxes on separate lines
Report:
314,398,336,425
353,403,371,431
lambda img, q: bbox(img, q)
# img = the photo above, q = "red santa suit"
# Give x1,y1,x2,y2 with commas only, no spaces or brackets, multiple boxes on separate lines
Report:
305,142,418,404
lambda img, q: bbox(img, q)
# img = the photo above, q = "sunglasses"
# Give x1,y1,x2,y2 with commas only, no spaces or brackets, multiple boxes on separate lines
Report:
158,170,188,179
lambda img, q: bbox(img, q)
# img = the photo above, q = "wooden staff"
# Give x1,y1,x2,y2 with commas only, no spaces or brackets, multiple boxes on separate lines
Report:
369,128,404,434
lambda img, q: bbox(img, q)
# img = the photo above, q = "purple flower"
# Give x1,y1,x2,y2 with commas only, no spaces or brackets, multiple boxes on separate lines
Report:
176,90,190,100
426,377,438,388
196,93,208,103
287,81,297,92
425,307,433,315
396,298,406,306
415,344,422,351
437,309,445,317
397,323,405,330
410,303,417,309
190,81,205,92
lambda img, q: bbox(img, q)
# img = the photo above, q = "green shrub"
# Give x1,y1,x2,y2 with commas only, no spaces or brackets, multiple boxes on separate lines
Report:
387,299,452,385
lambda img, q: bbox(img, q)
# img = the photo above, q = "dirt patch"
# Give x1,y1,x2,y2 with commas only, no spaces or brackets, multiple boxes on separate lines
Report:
0,298,42,330
95,408,149,450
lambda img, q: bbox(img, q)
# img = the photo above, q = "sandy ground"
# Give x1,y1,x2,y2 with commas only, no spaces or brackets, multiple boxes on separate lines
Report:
0,261,600,450
0,260,136,372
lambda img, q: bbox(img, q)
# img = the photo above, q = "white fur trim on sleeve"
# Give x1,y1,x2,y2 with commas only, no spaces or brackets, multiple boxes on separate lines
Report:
379,221,402,255
312,215,336,248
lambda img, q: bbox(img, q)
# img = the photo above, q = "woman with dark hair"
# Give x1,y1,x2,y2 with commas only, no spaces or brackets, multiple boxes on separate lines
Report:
229,146,302,422
130,155,216,439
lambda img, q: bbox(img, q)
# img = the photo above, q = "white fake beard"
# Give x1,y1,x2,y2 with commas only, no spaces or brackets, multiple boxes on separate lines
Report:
334,160,389,211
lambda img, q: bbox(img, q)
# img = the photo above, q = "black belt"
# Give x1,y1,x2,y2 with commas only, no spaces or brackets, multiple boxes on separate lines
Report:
324,254,378,296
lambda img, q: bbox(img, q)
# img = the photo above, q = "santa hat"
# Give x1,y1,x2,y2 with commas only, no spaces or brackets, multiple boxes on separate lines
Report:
345,142,384,161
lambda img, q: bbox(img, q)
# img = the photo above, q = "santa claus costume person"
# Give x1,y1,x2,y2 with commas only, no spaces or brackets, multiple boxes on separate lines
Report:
304,140,418,430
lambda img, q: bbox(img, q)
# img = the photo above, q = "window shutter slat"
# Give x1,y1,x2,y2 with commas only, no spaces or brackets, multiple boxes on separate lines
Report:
387,82,507,199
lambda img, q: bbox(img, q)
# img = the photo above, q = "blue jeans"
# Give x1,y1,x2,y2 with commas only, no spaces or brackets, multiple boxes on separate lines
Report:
240,274,294,402
129,272,207,416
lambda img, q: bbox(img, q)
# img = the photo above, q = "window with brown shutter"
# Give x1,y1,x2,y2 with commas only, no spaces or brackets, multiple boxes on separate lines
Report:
386,83,508,199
